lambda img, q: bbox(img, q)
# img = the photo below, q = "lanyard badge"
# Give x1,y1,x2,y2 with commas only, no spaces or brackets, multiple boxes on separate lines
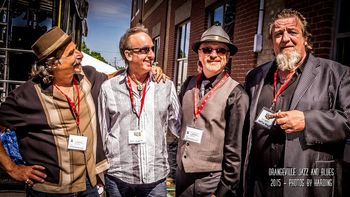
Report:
54,78,81,126
255,69,294,129
68,135,87,151
255,107,276,129
184,127,203,144
193,72,229,120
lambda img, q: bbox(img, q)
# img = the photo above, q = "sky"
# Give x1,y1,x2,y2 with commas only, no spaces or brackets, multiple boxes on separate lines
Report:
84,0,131,67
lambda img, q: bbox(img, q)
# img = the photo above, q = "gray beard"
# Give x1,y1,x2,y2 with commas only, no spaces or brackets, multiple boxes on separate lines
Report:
276,50,301,71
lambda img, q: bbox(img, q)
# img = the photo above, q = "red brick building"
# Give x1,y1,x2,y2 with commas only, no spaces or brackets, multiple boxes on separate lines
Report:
130,0,349,87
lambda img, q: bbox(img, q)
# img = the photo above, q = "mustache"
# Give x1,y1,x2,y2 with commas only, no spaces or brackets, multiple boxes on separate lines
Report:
73,59,82,67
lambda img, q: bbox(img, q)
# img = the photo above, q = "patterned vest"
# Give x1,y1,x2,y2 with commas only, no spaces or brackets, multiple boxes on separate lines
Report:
177,74,238,172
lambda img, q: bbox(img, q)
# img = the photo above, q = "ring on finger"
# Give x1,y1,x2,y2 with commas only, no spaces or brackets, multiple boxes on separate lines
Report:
25,179,30,184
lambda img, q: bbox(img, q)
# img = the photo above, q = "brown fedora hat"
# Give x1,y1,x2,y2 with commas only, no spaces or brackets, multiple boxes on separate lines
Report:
31,26,72,62
192,25,237,55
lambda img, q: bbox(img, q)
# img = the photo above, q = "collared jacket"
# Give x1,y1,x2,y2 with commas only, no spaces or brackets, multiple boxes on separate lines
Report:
243,54,350,197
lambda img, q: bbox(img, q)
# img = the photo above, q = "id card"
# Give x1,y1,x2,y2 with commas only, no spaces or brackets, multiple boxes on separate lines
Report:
68,135,87,151
184,127,203,144
255,107,275,129
128,130,146,144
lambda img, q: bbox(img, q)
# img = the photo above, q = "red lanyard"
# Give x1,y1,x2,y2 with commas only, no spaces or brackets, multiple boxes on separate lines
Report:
194,72,229,120
54,78,80,126
272,69,294,106
127,75,148,119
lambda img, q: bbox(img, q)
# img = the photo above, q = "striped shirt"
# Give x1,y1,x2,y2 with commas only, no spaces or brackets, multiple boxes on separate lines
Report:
98,70,181,184
0,66,108,193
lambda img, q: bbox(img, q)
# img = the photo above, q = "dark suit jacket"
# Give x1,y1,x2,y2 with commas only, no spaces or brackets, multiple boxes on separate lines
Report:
243,54,350,197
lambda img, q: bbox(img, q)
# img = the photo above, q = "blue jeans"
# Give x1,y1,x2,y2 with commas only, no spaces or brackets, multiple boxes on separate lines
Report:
105,175,166,197
26,178,99,197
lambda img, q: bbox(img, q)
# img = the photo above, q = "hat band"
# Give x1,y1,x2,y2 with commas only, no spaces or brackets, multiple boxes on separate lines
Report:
40,34,70,59
201,35,231,43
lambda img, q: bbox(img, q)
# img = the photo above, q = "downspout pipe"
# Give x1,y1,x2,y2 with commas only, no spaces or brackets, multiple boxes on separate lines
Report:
253,0,264,52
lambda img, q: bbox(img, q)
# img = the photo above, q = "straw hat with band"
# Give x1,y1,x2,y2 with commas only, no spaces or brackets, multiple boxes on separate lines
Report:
192,25,237,56
31,26,72,62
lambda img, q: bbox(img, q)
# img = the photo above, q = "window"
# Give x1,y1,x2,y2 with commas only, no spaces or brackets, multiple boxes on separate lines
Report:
174,21,190,91
208,1,235,37
334,0,350,66
209,5,223,26
153,36,160,65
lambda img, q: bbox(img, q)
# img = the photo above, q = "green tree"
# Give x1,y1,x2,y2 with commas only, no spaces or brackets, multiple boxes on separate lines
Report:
81,41,108,64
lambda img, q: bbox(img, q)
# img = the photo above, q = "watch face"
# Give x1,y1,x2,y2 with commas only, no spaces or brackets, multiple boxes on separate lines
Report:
97,185,104,195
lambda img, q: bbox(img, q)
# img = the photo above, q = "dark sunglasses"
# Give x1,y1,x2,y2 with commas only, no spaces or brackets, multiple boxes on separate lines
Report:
127,46,155,54
199,47,228,55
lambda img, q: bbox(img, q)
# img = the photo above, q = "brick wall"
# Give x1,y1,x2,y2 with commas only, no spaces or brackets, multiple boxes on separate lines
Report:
165,0,193,79
232,0,259,83
142,0,168,69
286,0,337,59
186,0,207,77
132,0,339,84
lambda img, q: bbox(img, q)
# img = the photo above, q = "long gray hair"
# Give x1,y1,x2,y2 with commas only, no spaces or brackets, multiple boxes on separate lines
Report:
30,48,64,84
30,57,58,84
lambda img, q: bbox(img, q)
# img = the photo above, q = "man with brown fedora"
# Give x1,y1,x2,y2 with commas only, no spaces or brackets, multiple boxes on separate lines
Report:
176,24,249,197
0,26,109,196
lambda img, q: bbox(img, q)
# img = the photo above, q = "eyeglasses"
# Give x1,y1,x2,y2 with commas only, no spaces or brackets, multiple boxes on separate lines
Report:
199,47,228,55
127,46,155,54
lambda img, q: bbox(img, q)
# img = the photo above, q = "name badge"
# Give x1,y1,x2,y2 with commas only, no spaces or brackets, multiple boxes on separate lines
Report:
68,135,87,151
128,130,146,144
255,107,275,129
184,127,203,144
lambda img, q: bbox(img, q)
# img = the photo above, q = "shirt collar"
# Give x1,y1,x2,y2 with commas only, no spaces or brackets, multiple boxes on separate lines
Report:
200,71,228,87
122,69,154,84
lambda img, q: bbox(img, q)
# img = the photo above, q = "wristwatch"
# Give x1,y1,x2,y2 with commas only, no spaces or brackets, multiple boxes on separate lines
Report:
96,185,104,195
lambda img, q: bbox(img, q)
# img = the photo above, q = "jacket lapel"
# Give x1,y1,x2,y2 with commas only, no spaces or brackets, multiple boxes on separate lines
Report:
249,61,273,124
290,54,319,110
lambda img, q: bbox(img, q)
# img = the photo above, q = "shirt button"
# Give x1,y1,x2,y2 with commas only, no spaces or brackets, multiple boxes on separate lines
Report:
186,142,189,146
184,155,187,158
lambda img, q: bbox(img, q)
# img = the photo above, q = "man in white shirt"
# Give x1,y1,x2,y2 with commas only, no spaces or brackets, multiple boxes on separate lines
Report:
98,25,181,197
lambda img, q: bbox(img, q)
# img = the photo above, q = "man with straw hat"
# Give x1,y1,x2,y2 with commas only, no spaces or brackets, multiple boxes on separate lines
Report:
176,24,249,197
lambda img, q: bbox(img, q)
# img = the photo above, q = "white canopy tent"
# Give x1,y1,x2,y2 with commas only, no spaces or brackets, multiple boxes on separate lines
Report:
81,52,117,74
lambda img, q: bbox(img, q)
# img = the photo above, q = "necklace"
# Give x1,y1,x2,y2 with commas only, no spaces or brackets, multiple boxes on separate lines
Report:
137,83,144,92
130,75,148,93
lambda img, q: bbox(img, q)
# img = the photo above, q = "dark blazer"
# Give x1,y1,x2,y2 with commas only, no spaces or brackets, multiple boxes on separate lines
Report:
243,54,350,197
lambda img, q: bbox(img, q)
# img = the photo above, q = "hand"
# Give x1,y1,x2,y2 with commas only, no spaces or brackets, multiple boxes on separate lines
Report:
96,174,105,196
270,110,305,133
7,164,47,187
108,69,124,79
151,66,169,83
210,194,217,197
